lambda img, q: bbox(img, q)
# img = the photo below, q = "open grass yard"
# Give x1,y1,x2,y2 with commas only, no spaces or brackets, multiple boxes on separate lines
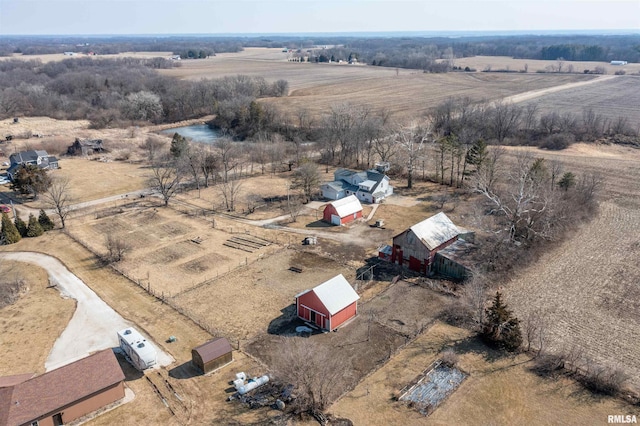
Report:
331,322,636,425
0,260,75,376
517,75,640,124
171,249,356,341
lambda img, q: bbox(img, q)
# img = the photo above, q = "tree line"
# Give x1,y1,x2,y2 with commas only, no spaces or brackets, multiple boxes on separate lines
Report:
0,58,288,127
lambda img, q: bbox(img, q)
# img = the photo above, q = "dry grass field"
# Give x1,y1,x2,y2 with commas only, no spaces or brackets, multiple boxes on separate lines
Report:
0,260,75,376
516,75,640,124
331,322,637,425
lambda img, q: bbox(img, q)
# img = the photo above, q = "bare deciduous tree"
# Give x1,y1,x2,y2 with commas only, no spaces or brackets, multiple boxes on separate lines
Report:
291,161,320,202
219,178,243,211
489,100,522,143
396,123,429,189
215,137,239,183
43,176,73,228
271,337,346,416
141,135,166,161
149,158,182,206
104,233,131,263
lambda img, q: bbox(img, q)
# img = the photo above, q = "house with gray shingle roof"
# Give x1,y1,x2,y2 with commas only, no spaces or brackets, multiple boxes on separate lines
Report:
321,168,393,204
7,150,58,181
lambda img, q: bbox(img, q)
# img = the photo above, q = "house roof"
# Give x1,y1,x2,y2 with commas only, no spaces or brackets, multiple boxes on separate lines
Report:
193,337,232,363
2,349,124,425
325,169,390,198
407,212,461,251
306,274,360,316
327,195,363,218
0,373,34,388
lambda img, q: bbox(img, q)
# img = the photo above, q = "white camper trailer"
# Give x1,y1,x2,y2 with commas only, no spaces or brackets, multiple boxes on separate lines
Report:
117,327,158,370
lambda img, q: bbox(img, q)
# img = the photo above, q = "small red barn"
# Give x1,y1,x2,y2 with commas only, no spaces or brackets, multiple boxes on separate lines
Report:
322,195,363,225
295,274,360,331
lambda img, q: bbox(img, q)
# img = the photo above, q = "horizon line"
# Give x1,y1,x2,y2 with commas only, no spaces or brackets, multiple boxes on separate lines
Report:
1,29,639,38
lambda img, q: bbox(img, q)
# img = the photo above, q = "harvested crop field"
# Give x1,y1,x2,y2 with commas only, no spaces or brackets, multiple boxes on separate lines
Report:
517,75,640,124
501,143,640,389
157,47,594,120
449,55,640,75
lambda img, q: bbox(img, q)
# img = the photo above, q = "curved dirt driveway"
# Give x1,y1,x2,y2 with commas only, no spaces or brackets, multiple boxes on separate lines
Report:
0,251,173,371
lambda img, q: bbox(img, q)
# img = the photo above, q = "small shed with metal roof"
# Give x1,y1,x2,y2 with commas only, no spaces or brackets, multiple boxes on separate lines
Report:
322,195,363,225
191,337,233,374
295,274,360,331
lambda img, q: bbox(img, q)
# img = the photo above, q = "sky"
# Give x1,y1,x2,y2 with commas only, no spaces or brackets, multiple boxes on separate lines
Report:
0,0,638,36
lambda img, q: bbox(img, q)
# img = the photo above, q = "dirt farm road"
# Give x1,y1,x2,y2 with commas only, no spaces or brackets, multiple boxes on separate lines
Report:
0,251,174,371
504,74,616,104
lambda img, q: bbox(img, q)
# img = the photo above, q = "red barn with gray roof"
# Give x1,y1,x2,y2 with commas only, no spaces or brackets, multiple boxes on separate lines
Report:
391,212,462,275
295,274,360,331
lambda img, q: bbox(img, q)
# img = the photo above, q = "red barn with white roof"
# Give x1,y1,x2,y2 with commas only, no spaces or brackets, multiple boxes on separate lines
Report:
295,274,360,331
322,195,363,225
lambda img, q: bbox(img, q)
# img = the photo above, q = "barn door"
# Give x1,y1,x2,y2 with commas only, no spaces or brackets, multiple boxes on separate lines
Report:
331,215,340,225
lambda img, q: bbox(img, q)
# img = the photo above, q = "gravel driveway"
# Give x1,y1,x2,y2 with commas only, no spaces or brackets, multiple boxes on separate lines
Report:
0,251,173,371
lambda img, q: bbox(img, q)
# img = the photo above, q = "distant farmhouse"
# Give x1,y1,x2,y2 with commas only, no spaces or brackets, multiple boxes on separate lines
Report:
321,168,393,204
322,195,363,225
0,349,125,426
6,150,58,181
380,212,475,280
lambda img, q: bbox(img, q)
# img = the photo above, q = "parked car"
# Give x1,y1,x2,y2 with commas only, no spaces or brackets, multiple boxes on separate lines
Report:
0,205,11,213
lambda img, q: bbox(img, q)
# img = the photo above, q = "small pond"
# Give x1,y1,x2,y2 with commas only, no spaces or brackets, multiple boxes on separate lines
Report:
161,124,220,144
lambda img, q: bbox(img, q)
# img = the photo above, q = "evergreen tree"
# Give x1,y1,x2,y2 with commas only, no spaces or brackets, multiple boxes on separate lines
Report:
11,164,52,199
26,213,44,237
169,133,188,158
465,139,488,168
0,212,21,244
38,209,55,231
482,292,522,352
14,214,27,237
558,172,576,191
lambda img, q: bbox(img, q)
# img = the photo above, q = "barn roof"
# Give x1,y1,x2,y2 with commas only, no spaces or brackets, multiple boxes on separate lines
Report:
1,349,124,426
193,337,232,363
408,212,461,251
327,195,363,218
309,274,360,315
